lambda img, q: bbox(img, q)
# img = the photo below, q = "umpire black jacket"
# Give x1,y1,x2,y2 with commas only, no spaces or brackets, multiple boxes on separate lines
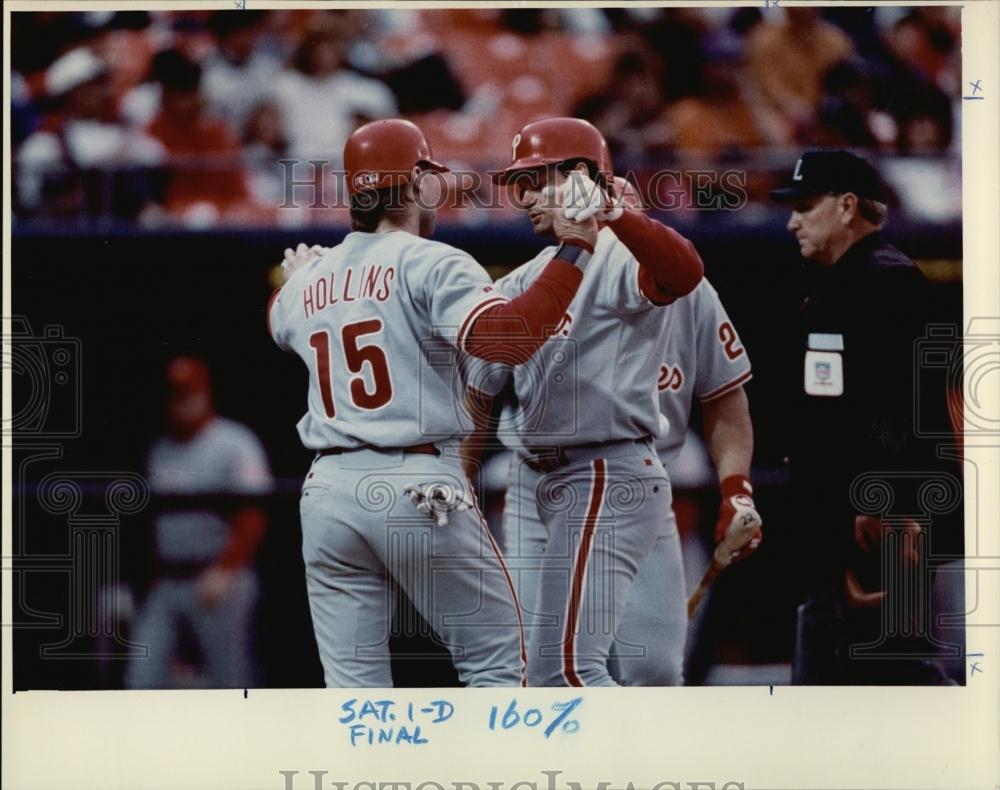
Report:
790,231,959,595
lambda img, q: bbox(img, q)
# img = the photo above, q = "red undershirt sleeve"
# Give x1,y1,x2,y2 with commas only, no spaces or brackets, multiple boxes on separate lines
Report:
465,258,584,364
608,209,703,304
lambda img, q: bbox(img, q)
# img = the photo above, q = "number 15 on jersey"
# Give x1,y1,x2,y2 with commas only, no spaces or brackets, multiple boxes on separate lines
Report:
309,319,394,418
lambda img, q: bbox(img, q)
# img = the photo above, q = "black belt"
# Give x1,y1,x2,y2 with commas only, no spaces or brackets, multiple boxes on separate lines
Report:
523,449,571,474
318,443,439,458
522,437,652,474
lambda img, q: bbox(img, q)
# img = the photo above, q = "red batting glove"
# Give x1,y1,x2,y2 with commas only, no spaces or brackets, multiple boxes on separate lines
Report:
715,474,763,563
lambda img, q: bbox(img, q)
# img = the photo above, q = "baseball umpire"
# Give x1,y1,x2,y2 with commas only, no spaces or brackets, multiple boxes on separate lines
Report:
772,149,956,684
269,119,600,687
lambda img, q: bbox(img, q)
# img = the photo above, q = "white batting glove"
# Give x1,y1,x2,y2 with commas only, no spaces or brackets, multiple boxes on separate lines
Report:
714,474,763,566
402,482,474,527
281,242,326,282
562,171,623,223
611,176,646,210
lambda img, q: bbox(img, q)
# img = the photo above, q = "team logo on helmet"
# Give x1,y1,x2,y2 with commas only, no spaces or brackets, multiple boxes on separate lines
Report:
511,133,522,163
353,172,380,190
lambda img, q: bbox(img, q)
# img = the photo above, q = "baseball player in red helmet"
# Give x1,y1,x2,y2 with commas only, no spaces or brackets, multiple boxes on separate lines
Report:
480,117,705,686
489,152,763,686
269,119,601,687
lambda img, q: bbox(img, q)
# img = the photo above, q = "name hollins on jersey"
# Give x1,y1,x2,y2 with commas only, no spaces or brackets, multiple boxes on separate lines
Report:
302,264,397,319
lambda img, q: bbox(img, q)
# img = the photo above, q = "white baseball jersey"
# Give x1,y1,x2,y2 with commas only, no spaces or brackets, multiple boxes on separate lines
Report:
269,230,506,449
147,417,273,565
654,278,753,464
491,225,671,448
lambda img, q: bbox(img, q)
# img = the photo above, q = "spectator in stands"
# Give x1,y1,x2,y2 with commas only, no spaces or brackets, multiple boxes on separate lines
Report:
265,12,397,161
573,51,668,159
895,91,953,154
15,46,163,216
885,8,959,94
146,49,249,221
632,8,710,104
243,103,289,205
747,8,854,143
125,357,272,689
202,11,281,135
664,40,772,156
880,13,956,153
815,60,897,150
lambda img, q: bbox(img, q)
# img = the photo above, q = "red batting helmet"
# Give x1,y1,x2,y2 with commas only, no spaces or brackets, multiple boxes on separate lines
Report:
344,119,448,196
493,117,613,184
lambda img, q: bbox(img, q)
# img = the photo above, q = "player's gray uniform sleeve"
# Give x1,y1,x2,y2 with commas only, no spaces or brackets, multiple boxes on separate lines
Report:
415,251,509,352
693,280,753,401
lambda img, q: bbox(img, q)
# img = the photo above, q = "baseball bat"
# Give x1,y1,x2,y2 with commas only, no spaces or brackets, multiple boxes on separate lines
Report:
687,509,762,619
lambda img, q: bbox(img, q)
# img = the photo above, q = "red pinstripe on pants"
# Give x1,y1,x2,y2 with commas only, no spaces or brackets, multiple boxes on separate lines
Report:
562,458,606,686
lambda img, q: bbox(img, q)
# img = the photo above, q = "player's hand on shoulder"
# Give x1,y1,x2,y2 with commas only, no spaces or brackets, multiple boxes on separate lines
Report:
281,242,326,283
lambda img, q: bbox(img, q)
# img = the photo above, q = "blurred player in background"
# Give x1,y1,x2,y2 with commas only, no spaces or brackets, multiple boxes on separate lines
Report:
488,118,704,686
125,357,272,689
269,119,599,687
772,150,954,684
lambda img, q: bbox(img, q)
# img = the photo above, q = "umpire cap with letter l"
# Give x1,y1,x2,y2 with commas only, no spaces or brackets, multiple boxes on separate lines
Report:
493,117,613,184
770,150,887,202
344,119,448,196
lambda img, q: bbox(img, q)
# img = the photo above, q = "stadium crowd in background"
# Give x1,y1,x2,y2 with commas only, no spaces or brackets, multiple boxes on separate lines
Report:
12,6,960,225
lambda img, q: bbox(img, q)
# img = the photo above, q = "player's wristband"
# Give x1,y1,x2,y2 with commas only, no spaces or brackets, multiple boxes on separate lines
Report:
720,474,753,500
553,241,593,267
